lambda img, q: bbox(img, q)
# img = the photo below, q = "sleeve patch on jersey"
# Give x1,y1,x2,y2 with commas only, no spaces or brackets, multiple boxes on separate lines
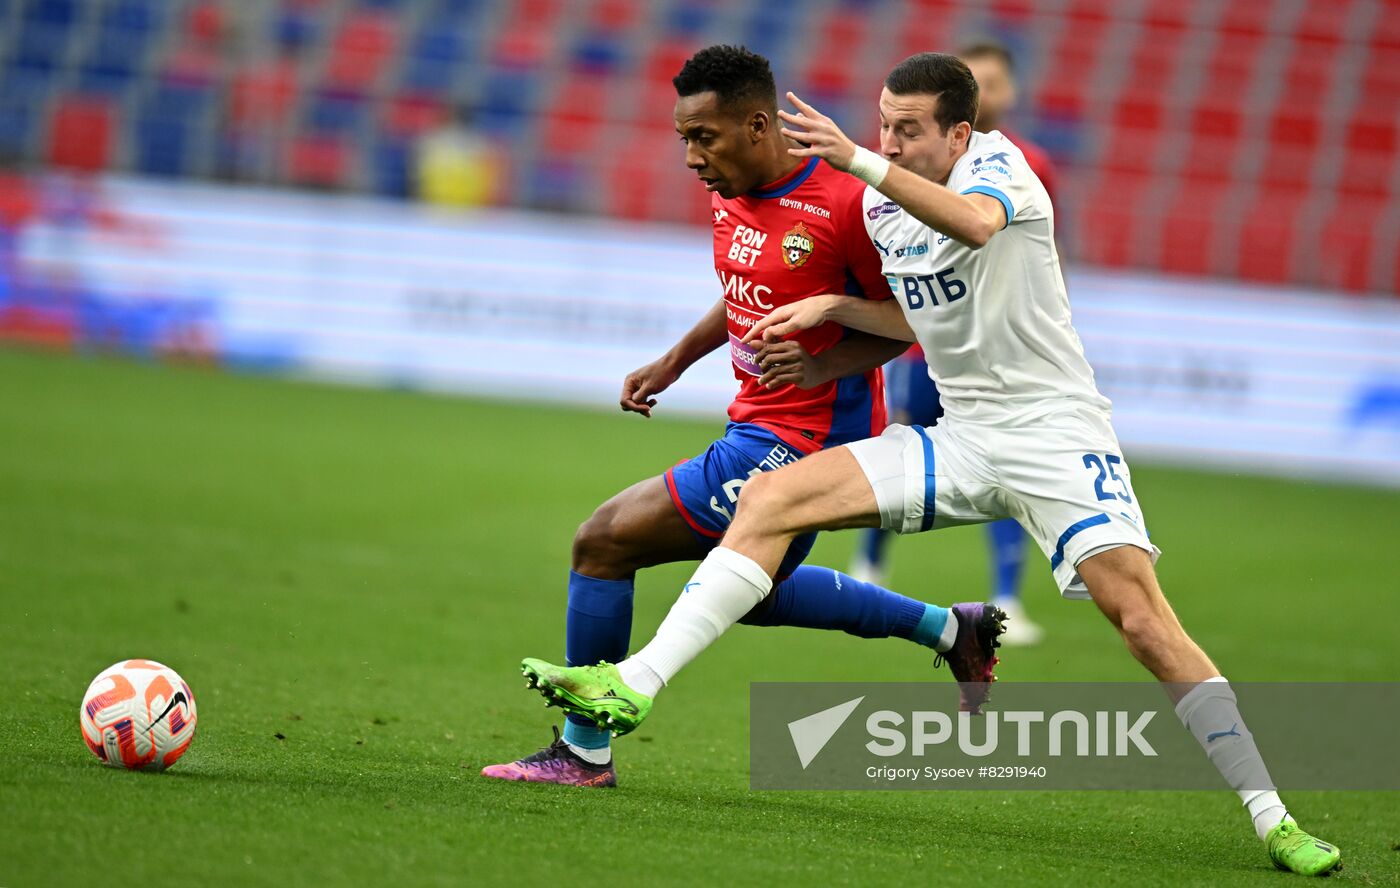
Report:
867,200,900,221
961,184,1014,229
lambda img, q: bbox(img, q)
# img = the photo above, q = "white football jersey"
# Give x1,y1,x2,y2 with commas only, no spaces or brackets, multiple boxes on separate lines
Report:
862,130,1109,423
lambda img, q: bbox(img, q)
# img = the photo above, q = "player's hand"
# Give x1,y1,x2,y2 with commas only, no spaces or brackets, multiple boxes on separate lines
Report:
619,358,680,418
741,294,836,345
755,340,826,390
778,92,857,171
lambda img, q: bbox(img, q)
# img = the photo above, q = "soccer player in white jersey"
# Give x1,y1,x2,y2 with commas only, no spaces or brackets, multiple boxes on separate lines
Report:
518,53,1341,877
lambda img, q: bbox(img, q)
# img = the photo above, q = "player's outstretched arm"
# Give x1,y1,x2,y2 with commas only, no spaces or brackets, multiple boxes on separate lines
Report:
620,298,728,417
861,161,1005,249
743,293,915,345
777,92,1005,249
754,331,909,390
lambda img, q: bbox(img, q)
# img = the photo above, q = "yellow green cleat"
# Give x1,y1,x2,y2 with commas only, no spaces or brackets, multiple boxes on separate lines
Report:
1266,820,1342,877
521,658,653,737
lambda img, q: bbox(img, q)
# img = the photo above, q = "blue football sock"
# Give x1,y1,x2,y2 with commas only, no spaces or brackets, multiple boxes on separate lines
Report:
987,519,1028,601
909,604,950,649
561,719,611,750
563,571,634,747
746,565,948,649
858,527,890,567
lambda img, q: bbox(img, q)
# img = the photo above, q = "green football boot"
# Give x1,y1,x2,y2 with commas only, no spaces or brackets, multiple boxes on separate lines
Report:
521,658,653,736
1266,820,1342,877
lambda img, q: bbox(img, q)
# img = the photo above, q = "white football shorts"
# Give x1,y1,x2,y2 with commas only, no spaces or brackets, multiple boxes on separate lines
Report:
844,406,1160,598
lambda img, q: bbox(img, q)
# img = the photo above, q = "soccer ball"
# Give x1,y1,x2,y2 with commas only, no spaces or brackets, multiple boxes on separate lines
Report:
80,659,198,771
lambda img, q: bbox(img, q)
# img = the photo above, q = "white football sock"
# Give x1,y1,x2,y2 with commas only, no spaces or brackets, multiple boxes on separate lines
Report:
565,742,612,766
1174,676,1293,841
622,547,773,694
936,610,959,652
617,658,665,698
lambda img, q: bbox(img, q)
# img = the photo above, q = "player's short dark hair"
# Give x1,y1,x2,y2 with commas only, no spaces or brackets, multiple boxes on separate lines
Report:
958,39,1016,74
673,45,776,114
884,52,980,134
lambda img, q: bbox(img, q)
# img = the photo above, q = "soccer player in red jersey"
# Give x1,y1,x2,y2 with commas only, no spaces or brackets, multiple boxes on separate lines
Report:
482,46,1005,788
851,40,1056,646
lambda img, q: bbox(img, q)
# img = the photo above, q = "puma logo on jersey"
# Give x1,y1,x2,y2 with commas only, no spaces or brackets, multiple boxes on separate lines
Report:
878,239,929,258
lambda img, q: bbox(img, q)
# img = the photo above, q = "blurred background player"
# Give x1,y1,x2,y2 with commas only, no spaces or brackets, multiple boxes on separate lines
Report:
414,107,502,208
849,39,1054,647
482,46,1004,789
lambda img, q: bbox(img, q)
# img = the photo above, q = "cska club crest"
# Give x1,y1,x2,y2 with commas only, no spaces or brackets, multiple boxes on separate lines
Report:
781,221,815,269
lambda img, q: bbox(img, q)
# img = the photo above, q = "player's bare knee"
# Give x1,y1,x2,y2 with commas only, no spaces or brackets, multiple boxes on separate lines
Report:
734,471,793,529
1117,604,1175,659
1115,587,1189,659
571,503,633,577
570,510,611,571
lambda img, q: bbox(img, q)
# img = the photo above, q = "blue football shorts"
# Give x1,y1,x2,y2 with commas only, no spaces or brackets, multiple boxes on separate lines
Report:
663,422,818,579
884,355,943,428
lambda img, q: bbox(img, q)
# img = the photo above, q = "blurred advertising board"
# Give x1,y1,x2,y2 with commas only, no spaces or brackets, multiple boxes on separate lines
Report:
2,174,1397,487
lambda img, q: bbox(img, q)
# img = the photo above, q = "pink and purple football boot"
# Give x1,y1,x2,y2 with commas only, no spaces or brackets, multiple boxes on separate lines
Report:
480,727,617,788
933,602,1008,714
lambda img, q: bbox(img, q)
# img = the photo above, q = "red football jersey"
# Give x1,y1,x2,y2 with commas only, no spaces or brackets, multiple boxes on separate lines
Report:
712,157,891,453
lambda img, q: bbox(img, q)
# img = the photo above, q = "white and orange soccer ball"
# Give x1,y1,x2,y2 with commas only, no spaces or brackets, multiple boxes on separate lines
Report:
80,659,197,771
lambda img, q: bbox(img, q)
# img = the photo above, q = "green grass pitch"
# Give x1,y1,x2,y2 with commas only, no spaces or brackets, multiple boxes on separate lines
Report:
1,346,1397,886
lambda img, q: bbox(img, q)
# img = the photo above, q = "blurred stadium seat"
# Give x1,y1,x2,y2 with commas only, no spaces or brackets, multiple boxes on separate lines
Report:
0,0,1393,293
46,93,111,170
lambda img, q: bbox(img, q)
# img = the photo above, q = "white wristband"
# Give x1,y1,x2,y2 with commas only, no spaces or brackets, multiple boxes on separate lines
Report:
847,146,890,187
